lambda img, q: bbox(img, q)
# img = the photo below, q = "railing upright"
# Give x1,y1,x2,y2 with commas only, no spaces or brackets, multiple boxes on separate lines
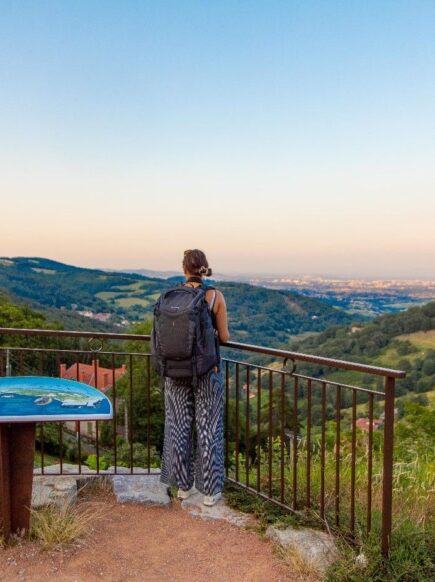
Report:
381,376,396,557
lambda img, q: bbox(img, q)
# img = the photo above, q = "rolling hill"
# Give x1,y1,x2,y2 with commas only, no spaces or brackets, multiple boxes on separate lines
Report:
0,257,354,346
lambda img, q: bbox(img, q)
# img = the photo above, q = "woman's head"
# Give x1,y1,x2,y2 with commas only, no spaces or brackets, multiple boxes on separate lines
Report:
182,249,213,277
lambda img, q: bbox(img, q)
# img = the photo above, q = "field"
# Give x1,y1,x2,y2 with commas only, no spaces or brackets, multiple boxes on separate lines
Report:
112,281,146,292
95,291,122,300
340,389,435,419
115,297,150,308
397,329,435,350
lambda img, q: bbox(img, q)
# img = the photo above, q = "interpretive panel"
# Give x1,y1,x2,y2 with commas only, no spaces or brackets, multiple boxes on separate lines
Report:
0,376,113,422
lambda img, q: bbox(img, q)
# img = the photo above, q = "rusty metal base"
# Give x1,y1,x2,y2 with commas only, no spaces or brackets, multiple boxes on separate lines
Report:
0,423,36,541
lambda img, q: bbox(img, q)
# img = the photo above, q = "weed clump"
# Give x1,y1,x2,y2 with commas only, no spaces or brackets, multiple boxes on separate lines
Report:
30,501,107,549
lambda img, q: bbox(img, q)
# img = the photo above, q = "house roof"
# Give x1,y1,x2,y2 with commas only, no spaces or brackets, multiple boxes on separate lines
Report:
60,360,126,393
356,418,383,431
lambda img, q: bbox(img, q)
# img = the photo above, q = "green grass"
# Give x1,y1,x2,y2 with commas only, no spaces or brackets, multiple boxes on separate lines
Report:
374,329,435,368
115,296,150,308
340,389,435,418
96,291,122,300
34,451,59,468
324,369,364,386
375,346,421,368
225,476,434,580
31,268,56,275
112,281,145,292
397,329,435,350
224,481,304,532
148,292,161,301
326,521,435,581
226,420,434,581
290,331,320,342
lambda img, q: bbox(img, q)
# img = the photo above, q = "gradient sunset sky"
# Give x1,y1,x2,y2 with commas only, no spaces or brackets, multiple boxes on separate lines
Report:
1,1,434,277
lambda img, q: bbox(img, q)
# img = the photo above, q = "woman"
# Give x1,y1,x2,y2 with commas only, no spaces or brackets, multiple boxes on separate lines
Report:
160,249,230,506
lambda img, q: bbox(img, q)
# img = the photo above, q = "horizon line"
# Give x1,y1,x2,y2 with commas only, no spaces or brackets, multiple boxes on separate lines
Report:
2,256,435,283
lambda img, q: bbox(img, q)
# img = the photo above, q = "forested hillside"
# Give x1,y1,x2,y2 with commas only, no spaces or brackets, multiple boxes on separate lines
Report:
290,301,435,396
0,292,52,330
0,257,354,345
0,257,162,315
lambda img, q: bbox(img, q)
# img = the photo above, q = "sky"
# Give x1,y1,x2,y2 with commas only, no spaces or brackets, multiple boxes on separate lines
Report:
0,1,434,278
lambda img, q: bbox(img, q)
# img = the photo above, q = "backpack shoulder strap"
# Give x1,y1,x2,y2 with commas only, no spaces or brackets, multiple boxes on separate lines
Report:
209,289,217,312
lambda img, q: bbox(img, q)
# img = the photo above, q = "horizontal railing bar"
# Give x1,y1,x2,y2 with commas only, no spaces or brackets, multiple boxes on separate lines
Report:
222,359,386,396
0,347,150,357
225,476,299,515
294,374,386,396
223,358,293,374
0,327,150,341
32,470,162,476
0,327,406,378
0,348,391,396
223,341,406,379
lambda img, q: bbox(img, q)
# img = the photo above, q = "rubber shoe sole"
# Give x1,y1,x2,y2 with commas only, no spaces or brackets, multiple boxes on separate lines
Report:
203,492,222,506
177,487,197,500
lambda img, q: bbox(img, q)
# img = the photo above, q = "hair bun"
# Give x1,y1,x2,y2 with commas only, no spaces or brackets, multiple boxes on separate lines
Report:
199,266,212,277
182,249,212,278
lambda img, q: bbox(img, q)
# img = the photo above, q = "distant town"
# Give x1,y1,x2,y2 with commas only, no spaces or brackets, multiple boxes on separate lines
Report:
119,268,435,319
246,276,435,317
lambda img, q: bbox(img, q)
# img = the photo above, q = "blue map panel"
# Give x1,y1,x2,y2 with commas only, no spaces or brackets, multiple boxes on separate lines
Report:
0,376,113,422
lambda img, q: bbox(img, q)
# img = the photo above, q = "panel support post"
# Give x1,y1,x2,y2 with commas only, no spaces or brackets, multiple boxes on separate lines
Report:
0,423,36,542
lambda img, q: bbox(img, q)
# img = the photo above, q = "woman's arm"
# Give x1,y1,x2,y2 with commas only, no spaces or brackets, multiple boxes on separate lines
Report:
214,291,230,343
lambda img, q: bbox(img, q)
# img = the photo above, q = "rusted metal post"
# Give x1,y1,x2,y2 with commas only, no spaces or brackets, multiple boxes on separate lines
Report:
0,424,11,540
0,423,36,541
225,361,229,476
382,376,395,557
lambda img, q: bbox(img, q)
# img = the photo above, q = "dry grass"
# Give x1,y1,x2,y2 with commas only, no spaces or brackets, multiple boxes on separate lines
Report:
77,476,114,501
275,543,322,581
397,329,435,350
30,501,108,550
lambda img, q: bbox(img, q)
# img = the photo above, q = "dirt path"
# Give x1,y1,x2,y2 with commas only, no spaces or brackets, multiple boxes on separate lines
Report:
0,501,296,581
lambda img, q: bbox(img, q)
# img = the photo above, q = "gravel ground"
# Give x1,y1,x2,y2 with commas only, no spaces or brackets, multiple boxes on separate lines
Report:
0,501,298,581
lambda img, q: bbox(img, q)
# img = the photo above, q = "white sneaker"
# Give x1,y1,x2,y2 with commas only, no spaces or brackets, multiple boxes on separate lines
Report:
203,492,222,506
177,486,197,500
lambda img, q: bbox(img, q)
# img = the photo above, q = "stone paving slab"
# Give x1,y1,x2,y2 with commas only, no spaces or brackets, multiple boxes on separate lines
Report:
181,492,253,527
107,466,160,475
32,476,78,508
266,524,338,575
33,463,160,476
112,474,171,506
31,464,253,528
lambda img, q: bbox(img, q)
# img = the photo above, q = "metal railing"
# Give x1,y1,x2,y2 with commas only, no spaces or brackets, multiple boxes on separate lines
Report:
0,327,405,556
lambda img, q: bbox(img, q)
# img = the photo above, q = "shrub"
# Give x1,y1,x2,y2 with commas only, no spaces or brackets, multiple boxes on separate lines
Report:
85,454,111,471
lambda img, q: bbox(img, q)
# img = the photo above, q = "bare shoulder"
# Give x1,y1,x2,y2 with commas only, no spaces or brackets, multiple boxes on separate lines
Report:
214,289,226,310
214,289,225,299
205,288,225,309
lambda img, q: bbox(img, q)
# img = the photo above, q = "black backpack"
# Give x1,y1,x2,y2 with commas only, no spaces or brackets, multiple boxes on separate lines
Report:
151,282,220,382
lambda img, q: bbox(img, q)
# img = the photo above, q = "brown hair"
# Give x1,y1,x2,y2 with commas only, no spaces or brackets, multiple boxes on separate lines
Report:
182,249,213,277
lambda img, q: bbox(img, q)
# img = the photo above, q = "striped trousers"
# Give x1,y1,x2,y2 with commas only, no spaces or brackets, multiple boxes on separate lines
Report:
160,369,224,496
